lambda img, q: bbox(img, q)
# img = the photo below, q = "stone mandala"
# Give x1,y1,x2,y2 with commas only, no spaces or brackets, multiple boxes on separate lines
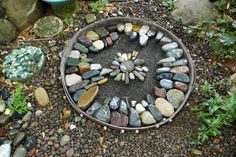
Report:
61,18,194,131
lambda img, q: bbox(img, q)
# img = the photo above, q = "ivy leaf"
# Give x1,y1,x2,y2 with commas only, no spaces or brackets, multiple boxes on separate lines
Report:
232,21,236,28
219,34,236,46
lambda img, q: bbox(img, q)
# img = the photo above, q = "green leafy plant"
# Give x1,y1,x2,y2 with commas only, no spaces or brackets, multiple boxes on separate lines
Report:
8,83,29,115
184,0,236,58
199,80,215,95
162,0,176,11
90,0,106,12
192,82,236,145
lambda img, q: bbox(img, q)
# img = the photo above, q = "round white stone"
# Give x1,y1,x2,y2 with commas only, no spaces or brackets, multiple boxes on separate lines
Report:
92,40,104,50
90,64,102,70
69,50,80,59
65,73,82,86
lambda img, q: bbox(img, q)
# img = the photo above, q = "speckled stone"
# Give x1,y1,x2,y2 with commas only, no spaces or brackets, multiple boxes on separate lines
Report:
86,101,102,116
167,49,183,59
94,105,110,123
156,73,173,81
166,89,185,109
173,59,188,66
94,27,109,38
110,111,129,127
171,66,189,74
160,79,173,90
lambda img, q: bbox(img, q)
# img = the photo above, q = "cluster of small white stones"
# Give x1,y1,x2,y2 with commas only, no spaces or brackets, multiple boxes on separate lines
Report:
110,51,148,84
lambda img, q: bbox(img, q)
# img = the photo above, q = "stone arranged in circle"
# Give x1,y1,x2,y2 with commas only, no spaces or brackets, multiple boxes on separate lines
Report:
64,21,192,129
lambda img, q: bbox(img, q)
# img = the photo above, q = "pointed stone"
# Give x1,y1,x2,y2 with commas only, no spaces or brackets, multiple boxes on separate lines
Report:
73,89,86,102
100,68,113,76
118,100,128,115
82,70,100,79
129,107,141,127
69,80,90,93
140,111,156,125
77,86,99,110
146,94,155,104
148,105,163,122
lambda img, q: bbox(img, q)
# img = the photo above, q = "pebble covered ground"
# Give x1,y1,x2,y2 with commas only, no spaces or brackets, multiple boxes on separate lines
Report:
0,0,236,156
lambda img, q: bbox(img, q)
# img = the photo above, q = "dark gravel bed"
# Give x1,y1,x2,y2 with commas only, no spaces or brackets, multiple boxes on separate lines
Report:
0,0,235,156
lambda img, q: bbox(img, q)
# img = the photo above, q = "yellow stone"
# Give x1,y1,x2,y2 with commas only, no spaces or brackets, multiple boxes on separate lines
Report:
132,24,141,32
77,86,99,110
98,78,108,85
128,53,132,60
34,87,50,107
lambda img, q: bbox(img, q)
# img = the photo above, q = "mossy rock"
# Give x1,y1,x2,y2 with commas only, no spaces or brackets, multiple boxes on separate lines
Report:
33,16,63,38
0,18,16,44
52,0,81,18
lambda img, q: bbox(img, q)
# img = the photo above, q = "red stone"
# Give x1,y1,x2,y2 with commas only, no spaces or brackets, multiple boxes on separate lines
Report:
173,81,188,92
28,148,37,157
110,111,128,127
170,66,189,74
154,86,167,98
106,37,113,46
0,128,6,136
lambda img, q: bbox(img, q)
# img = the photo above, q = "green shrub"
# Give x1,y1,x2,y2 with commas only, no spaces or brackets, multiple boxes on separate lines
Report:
192,81,236,145
162,0,176,11
8,83,29,115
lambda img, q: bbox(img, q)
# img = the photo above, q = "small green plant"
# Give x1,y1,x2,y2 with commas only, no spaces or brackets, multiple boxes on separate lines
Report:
162,0,176,11
192,82,236,145
90,0,106,12
199,80,215,95
8,83,29,115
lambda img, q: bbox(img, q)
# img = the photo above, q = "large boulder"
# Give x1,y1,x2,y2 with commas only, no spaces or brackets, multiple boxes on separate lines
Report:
171,0,218,25
0,18,16,44
1,0,43,31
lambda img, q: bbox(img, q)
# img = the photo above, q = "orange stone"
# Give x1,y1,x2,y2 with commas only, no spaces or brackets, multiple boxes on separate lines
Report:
78,62,90,74
132,24,141,32
77,86,99,110
170,66,189,74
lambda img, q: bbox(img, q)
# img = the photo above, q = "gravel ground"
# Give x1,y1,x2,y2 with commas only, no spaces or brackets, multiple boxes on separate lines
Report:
1,0,236,156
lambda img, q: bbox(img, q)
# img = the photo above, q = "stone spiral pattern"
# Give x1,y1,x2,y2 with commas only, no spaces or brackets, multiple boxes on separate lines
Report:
64,22,191,128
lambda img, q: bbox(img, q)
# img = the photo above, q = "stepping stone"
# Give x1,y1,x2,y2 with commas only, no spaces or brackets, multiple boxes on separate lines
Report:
77,86,99,110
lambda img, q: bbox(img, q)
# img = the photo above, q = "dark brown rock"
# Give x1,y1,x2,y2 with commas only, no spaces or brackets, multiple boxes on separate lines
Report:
78,35,92,47
173,81,188,92
68,80,90,93
154,86,167,98
106,25,117,32
110,111,128,127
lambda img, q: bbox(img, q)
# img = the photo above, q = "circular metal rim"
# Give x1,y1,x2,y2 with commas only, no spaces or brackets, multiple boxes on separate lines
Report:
60,17,196,131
